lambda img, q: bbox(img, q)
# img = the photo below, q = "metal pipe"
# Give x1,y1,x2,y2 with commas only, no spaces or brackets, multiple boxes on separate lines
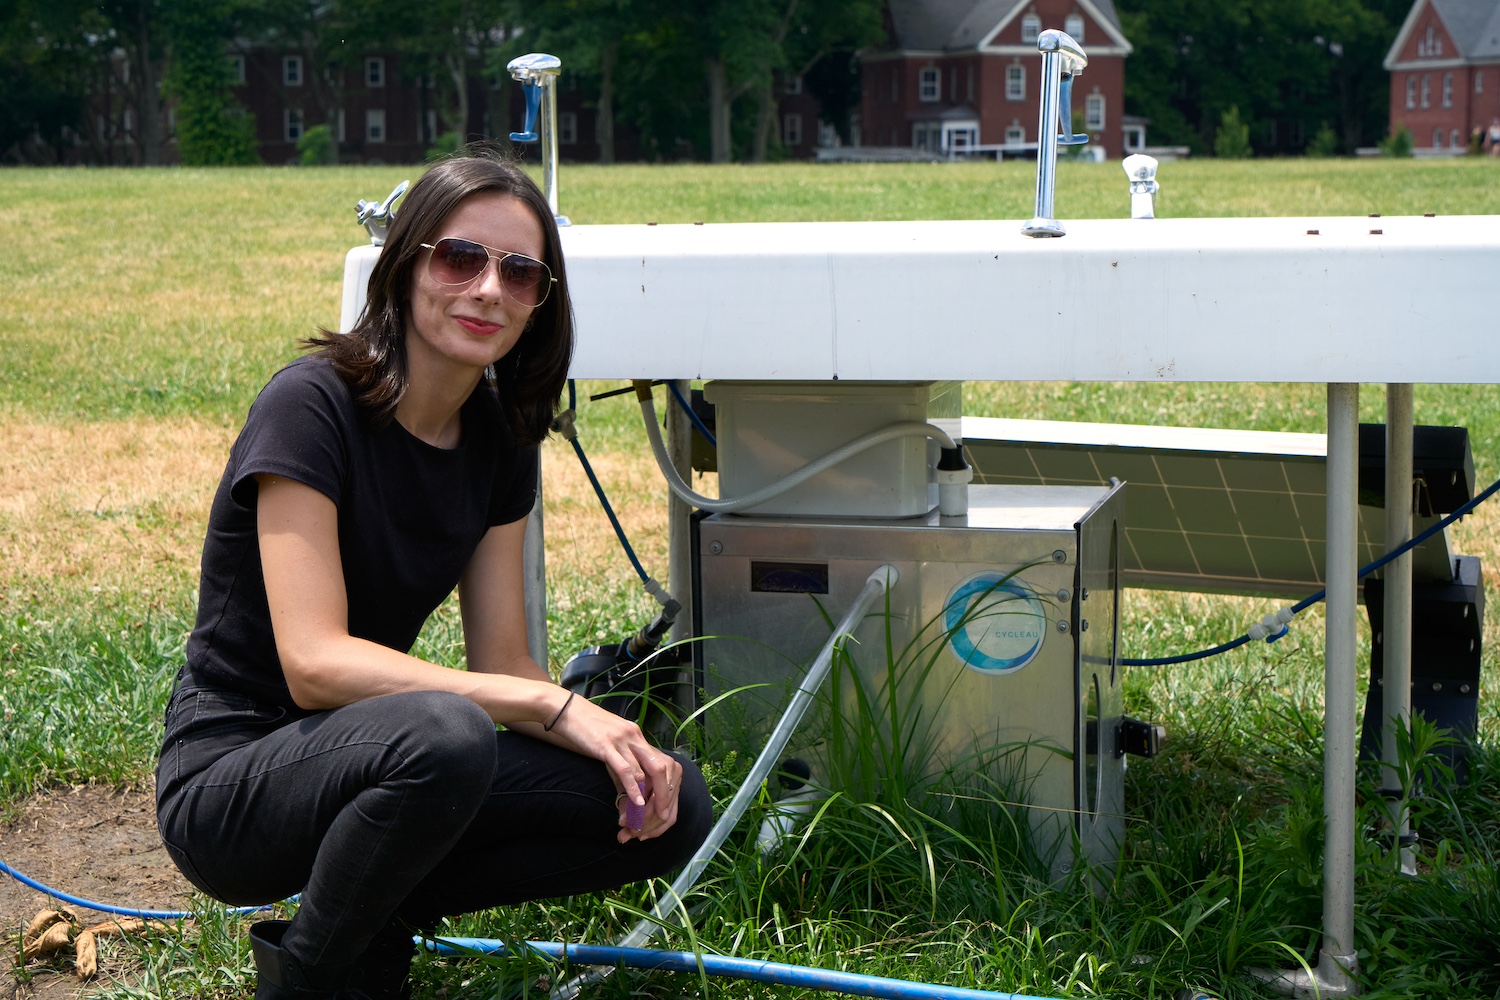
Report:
666,380,694,646
553,565,899,1000
1383,383,1415,874
1121,154,1159,220
1022,30,1087,239
1321,381,1361,992
524,483,549,672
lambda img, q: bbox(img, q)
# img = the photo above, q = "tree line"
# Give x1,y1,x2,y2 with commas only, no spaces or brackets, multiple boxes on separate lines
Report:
2,0,1415,166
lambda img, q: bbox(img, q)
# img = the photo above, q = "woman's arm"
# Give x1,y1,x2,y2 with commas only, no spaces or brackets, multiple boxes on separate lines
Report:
458,517,684,841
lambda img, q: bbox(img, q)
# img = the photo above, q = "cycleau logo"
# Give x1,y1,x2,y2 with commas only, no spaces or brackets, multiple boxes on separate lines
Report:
943,572,1047,675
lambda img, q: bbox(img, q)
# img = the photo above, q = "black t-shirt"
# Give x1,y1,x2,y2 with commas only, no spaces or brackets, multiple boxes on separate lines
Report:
186,355,539,708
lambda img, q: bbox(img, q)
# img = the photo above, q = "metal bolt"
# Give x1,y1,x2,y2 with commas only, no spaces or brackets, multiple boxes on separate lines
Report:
1461,684,1472,694
1433,682,1443,692
1056,620,1070,634
1080,587,1089,600
708,540,723,555
1052,549,1068,564
1056,589,1071,602
1080,619,1090,632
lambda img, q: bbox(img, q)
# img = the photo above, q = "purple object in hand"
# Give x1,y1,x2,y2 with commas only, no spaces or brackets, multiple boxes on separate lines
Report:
624,782,647,830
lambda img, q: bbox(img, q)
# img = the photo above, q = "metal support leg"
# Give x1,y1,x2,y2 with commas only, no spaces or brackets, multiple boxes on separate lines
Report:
666,380,694,645
524,469,550,671
1382,384,1416,875
1320,382,1361,994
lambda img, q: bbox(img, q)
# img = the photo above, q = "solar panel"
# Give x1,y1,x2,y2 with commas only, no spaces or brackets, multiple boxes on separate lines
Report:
962,417,1452,598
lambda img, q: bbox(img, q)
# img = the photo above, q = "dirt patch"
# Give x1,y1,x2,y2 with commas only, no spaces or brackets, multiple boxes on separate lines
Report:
0,783,192,1000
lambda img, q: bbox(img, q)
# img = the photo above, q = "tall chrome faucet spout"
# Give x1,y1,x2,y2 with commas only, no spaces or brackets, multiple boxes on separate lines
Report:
507,53,570,227
1022,29,1088,239
1122,153,1160,220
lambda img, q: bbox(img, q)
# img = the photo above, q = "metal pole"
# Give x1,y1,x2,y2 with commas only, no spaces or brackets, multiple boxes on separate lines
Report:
524,475,549,672
666,380,694,645
1382,383,1415,874
1321,382,1360,994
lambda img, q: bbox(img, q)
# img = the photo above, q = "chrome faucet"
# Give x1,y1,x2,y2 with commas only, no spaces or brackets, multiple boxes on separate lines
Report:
1021,29,1088,238
507,52,570,226
1122,153,1160,219
355,180,409,246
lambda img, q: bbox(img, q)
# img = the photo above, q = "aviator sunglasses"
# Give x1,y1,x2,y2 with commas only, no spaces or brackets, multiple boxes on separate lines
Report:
419,237,556,307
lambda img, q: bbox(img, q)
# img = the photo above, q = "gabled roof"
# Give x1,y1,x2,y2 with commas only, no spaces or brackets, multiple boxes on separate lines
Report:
1385,0,1500,67
887,0,1130,54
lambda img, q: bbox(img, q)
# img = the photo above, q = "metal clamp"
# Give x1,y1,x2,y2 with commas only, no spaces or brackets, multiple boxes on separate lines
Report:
354,180,409,246
506,52,570,226
1022,29,1088,238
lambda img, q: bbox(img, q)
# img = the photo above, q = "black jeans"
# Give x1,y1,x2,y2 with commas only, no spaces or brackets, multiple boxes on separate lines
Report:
155,672,712,972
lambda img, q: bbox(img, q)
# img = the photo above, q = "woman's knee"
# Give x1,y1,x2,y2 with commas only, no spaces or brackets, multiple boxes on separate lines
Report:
378,691,497,792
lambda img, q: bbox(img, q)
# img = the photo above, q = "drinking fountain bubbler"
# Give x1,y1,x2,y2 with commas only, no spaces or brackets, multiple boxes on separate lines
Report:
1021,30,1089,238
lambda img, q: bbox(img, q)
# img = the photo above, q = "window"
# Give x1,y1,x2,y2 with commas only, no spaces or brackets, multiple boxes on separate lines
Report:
945,126,977,151
1006,64,1025,101
337,109,346,143
1021,14,1041,44
366,57,384,88
1441,72,1453,107
784,75,802,95
783,113,803,146
1406,76,1416,109
966,64,974,101
559,110,577,145
422,109,436,143
918,67,940,102
1005,123,1026,145
1420,75,1430,108
284,108,304,142
1451,127,1461,148
912,121,938,152
1477,70,1484,94
366,108,386,143
1418,24,1443,58
283,55,302,86
1064,14,1084,42
1433,127,1444,148
1085,93,1105,131
230,54,246,85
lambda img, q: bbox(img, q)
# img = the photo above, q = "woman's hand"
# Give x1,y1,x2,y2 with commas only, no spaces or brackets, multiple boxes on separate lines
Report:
546,692,682,842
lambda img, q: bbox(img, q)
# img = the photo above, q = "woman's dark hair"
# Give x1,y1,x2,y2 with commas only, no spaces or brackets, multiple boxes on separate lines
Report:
306,147,573,445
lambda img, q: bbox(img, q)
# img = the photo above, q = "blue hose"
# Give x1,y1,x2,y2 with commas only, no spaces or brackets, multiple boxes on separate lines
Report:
0,860,1069,1000
429,937,1067,1000
0,857,272,920
666,380,717,448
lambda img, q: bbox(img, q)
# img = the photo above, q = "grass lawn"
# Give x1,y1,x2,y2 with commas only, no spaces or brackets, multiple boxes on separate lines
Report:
2,156,1500,999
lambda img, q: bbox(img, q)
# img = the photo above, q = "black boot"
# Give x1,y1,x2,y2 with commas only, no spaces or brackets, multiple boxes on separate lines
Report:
340,920,419,1000
250,920,352,1000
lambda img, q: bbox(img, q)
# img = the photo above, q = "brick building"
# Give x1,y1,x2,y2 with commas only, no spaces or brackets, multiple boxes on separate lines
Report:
858,0,1132,159
1384,0,1500,152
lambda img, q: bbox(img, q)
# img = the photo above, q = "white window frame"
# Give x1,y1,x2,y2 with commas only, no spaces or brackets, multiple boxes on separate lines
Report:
1085,93,1105,131
1433,127,1444,148
783,112,803,146
784,75,802,95
1021,14,1041,44
1064,14,1084,42
230,54,246,85
912,121,937,152
366,57,385,88
1420,75,1430,108
918,67,940,102
1005,123,1026,145
1406,76,1417,109
1006,64,1025,101
944,125,978,152
284,107,303,142
1442,72,1452,107
559,110,578,145
1451,128,1461,149
1476,70,1484,94
366,108,386,143
283,55,302,86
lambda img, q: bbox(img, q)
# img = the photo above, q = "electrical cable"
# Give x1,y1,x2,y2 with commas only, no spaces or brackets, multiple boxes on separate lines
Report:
665,380,716,448
1123,471,1500,667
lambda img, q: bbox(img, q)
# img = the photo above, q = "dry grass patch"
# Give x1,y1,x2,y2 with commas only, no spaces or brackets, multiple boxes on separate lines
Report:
0,418,236,593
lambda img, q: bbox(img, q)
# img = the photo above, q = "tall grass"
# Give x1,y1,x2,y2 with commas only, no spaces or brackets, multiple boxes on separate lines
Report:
2,160,1499,998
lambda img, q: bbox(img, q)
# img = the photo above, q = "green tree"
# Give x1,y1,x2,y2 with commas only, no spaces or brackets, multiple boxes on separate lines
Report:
164,0,259,165
1214,104,1252,158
